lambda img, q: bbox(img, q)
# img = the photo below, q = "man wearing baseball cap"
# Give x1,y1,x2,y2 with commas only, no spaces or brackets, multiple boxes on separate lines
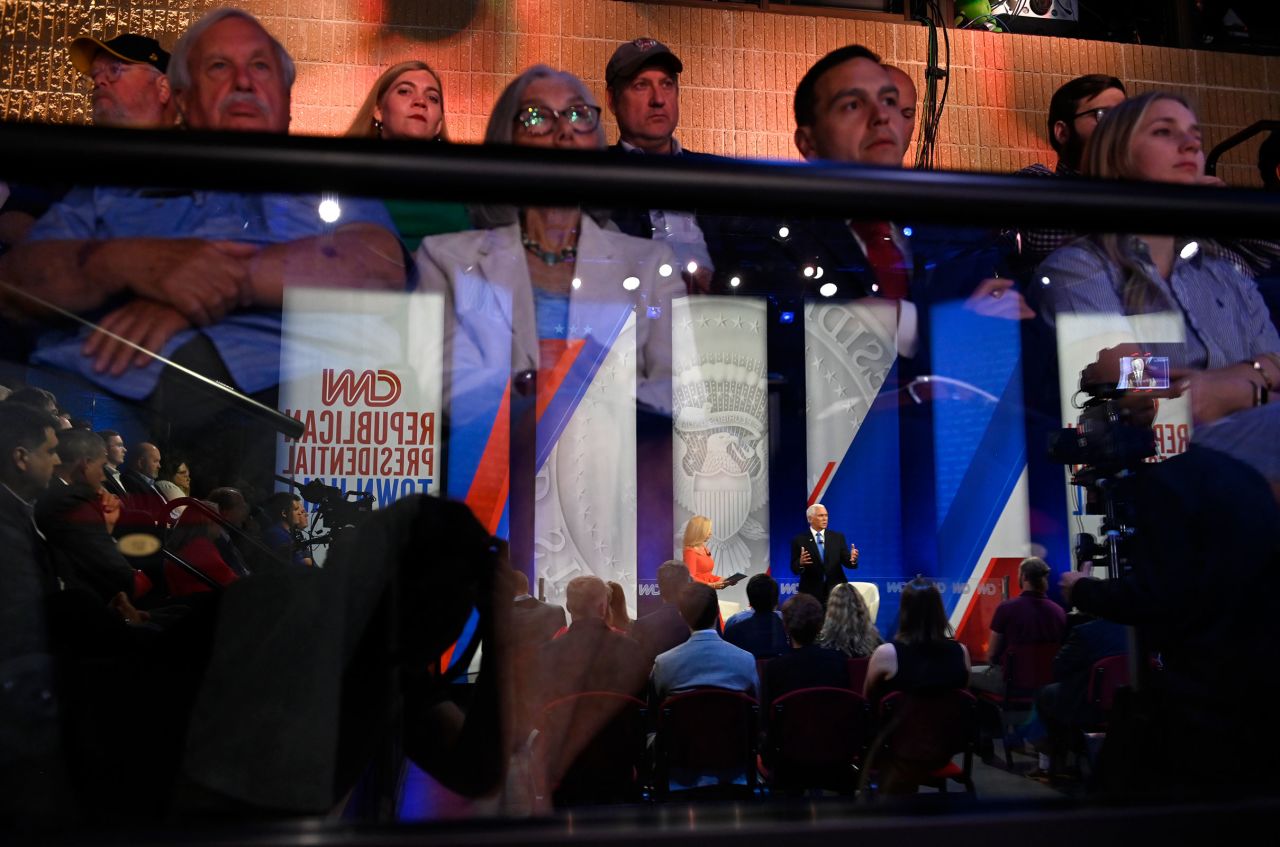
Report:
605,37,718,294
69,32,175,128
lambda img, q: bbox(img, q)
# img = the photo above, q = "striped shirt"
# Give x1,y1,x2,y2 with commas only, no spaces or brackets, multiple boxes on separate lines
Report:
1037,235,1280,369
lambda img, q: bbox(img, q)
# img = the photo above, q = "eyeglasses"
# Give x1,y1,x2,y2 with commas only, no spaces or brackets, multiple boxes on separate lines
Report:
515,104,602,135
1072,106,1112,123
83,59,152,86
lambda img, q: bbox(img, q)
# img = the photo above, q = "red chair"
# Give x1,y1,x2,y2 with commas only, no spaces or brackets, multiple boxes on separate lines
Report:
847,657,870,694
533,691,647,806
764,686,871,794
1087,655,1131,723
975,641,1059,768
655,688,759,800
873,689,979,795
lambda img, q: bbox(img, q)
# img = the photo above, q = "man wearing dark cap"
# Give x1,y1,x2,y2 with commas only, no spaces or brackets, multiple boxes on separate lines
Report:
605,37,717,293
69,32,175,128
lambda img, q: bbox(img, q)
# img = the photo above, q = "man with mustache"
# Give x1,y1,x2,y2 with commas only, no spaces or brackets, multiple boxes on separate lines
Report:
3,8,402,490
69,32,176,128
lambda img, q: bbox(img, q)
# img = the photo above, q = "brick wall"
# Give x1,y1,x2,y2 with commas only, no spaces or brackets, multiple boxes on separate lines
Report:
2,0,1277,185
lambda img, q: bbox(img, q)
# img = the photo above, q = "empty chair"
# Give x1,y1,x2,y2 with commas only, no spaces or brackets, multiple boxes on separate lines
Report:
764,686,872,794
533,691,647,806
655,688,759,799
976,641,1059,768
872,689,979,795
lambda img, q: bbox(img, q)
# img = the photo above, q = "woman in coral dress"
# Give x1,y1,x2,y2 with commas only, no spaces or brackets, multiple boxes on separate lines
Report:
682,515,727,590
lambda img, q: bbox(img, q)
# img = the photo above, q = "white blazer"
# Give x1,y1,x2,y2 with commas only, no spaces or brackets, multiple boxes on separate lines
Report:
415,217,686,412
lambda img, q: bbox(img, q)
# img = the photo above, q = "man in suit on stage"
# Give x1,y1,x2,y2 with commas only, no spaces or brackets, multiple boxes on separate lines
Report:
790,502,857,605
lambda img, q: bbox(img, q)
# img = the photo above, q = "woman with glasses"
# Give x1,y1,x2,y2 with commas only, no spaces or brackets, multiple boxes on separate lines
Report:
415,67,685,599
1038,92,1280,482
416,65,684,409
348,61,470,246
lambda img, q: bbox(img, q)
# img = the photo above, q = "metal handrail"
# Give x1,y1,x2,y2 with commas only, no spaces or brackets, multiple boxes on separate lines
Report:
0,121,1277,238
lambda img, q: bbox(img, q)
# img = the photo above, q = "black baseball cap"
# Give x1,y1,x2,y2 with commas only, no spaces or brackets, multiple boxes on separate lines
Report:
70,33,169,74
605,37,683,89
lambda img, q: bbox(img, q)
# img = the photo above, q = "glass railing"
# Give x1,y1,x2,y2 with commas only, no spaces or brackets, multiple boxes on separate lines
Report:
1,121,1278,837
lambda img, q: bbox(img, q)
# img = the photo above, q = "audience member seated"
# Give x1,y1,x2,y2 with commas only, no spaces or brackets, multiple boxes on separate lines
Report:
510,566,568,735
512,568,567,643
1039,92,1280,488
723,573,789,659
536,575,650,707
651,583,758,702
817,582,884,658
118,440,168,521
864,578,970,704
971,556,1066,696
206,486,253,577
606,580,632,634
259,491,313,568
864,578,972,793
1036,615,1128,774
156,456,192,498
34,428,141,603
98,429,128,498
762,593,850,707
164,502,240,597
631,559,692,663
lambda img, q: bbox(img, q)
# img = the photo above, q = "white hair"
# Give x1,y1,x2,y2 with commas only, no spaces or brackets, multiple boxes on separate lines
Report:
806,503,826,520
168,7,296,95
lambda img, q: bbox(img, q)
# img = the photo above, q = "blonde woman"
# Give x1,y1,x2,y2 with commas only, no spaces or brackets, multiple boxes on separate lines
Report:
1039,92,1279,459
348,61,469,245
817,582,883,658
681,515,726,589
347,61,447,141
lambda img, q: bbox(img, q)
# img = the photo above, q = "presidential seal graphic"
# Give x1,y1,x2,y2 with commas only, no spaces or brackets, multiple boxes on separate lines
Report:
672,298,770,580
804,301,896,497
533,318,639,610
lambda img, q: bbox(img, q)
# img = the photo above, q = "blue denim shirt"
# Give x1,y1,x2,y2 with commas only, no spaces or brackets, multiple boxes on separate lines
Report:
26,187,397,398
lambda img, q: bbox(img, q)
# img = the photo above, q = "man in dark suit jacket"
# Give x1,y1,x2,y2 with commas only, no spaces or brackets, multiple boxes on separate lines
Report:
119,440,167,519
723,573,789,659
98,429,128,498
510,569,567,735
536,575,650,707
511,569,567,644
790,502,856,605
35,429,138,603
630,560,692,663
704,44,1021,350
763,593,850,710
604,37,720,294
1036,615,1127,769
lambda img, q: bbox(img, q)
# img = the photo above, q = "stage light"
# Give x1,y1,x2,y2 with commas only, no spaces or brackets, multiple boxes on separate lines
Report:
658,263,673,277
803,266,815,278
572,277,582,290
819,282,838,298
777,226,790,239
1180,241,1200,259
779,310,795,324
622,276,640,291
729,276,742,288
686,260,699,275
318,197,341,223
902,226,913,237
1040,276,1051,286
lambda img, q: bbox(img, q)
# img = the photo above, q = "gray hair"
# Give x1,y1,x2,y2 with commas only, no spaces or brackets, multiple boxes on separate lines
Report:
168,7,296,96
54,428,105,466
806,503,825,520
471,65,607,229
